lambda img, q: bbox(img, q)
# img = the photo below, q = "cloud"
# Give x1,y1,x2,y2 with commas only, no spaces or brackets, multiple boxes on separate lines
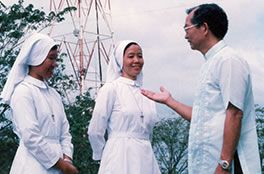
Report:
3,0,264,108
111,0,264,107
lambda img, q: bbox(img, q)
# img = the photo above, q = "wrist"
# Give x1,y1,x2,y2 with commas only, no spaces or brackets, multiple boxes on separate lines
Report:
63,158,73,164
218,159,232,171
165,95,174,106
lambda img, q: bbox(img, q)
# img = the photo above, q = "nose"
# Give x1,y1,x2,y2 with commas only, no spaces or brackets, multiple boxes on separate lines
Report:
133,56,141,62
184,32,188,40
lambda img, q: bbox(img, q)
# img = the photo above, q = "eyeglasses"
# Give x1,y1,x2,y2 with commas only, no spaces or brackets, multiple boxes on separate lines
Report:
183,24,198,31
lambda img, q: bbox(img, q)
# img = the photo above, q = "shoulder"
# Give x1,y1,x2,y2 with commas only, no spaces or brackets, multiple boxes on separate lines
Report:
11,81,34,104
13,81,33,97
220,47,248,64
98,81,117,94
216,46,250,71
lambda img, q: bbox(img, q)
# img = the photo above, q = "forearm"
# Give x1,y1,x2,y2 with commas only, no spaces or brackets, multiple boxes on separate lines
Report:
165,96,192,121
220,104,243,163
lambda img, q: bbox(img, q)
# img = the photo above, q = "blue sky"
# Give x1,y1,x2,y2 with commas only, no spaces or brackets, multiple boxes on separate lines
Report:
3,0,264,116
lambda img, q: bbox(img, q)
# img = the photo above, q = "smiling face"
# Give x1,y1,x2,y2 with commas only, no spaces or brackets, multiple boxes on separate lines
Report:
29,47,58,81
121,43,144,80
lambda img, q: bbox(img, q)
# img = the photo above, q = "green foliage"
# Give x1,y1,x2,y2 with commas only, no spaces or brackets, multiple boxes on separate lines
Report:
255,104,264,171
0,103,18,172
65,91,99,174
152,116,189,174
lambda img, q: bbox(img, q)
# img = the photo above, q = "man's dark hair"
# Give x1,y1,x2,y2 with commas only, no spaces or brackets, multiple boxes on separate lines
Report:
186,3,228,40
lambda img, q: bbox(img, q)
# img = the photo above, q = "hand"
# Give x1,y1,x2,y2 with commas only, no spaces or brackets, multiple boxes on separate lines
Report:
214,164,231,174
55,158,79,174
141,86,171,104
61,162,79,174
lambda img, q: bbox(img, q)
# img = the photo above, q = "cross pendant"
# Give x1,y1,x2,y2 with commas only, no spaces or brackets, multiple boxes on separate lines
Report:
140,115,144,122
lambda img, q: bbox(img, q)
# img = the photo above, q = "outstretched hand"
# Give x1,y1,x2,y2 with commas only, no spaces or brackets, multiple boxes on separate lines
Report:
141,86,171,104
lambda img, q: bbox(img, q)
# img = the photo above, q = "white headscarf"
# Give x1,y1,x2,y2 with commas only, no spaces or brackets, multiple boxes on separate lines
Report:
106,40,143,86
0,33,57,104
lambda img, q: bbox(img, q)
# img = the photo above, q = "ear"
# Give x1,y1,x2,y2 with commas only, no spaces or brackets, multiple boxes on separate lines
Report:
202,22,209,36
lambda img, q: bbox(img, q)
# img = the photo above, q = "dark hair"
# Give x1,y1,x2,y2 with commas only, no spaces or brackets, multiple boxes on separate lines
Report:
186,3,228,40
50,45,58,51
123,42,139,56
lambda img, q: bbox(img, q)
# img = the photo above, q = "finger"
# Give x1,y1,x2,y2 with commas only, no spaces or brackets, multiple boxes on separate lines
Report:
160,86,166,92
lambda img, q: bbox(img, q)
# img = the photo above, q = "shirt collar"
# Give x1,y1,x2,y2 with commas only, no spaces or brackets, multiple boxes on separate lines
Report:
204,40,227,61
117,77,141,87
24,75,48,89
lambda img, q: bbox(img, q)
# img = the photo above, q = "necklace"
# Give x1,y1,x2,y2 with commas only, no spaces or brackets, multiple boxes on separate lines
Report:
44,84,55,122
128,86,144,122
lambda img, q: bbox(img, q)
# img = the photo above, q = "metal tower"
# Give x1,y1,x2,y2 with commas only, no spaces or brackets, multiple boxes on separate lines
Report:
48,0,114,94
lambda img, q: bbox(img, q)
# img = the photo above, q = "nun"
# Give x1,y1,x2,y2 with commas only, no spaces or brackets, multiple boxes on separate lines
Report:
1,33,78,174
88,40,161,174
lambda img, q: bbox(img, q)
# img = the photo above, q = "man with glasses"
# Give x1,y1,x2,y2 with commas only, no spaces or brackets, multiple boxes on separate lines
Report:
142,3,261,174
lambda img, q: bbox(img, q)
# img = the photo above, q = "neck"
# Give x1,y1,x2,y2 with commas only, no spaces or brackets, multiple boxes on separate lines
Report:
28,72,44,81
121,74,136,81
202,40,220,55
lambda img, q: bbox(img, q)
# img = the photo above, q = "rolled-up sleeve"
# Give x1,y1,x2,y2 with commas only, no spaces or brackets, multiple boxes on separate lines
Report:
87,83,115,160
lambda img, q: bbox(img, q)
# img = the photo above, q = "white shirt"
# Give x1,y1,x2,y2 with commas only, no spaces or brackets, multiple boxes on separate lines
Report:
188,41,261,174
9,75,73,174
88,77,161,174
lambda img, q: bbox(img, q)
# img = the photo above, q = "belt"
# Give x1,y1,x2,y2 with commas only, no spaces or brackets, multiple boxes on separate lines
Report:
108,132,149,140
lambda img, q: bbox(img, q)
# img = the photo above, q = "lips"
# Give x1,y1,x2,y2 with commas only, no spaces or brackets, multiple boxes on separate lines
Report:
131,64,142,68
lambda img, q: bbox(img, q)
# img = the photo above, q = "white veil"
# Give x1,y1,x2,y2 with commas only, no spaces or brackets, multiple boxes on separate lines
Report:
0,33,57,104
106,40,143,86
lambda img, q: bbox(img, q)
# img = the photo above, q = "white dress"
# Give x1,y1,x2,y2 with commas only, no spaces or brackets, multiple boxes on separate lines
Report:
88,77,161,174
9,75,73,174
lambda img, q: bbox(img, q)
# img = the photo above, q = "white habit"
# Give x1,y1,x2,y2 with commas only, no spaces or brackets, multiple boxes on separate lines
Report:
88,77,161,174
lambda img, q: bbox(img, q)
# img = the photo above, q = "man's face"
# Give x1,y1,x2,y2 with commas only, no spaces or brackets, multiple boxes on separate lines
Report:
184,10,205,51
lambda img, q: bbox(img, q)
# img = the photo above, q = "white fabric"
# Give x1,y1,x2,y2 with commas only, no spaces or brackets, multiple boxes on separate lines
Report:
0,33,57,104
188,41,261,174
9,75,73,174
88,77,161,174
106,40,143,86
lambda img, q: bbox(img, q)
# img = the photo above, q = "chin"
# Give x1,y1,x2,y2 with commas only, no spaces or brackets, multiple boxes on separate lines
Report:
45,74,53,80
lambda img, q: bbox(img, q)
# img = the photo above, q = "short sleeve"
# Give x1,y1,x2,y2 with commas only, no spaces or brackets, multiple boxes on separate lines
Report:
218,57,249,111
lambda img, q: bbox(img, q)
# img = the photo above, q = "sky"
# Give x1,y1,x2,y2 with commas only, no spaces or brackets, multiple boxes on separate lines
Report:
2,0,264,116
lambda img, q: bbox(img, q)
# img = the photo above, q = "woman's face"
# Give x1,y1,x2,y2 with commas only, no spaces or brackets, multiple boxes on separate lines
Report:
29,48,58,81
121,44,144,80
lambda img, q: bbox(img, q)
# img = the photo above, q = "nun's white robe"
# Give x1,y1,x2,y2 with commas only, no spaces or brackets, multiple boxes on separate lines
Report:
9,75,73,174
88,77,161,174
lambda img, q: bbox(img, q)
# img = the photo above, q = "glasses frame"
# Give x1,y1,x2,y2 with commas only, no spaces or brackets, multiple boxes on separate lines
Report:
184,24,198,31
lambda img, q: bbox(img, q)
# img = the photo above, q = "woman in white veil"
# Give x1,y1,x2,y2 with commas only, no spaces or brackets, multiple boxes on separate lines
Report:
1,33,78,174
88,40,161,174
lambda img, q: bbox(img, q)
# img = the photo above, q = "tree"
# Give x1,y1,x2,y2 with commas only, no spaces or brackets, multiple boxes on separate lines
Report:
65,90,99,174
255,104,264,171
152,116,189,174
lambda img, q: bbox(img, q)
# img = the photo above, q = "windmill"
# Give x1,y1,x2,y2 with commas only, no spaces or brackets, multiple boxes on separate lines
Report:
48,0,114,94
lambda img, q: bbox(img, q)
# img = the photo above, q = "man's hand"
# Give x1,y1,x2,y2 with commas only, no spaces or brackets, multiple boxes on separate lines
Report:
141,86,171,104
